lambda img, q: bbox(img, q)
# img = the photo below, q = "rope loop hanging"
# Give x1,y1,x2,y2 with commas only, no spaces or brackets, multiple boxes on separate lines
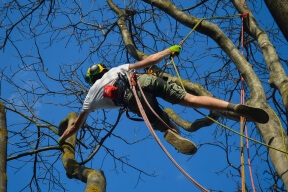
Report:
127,70,210,192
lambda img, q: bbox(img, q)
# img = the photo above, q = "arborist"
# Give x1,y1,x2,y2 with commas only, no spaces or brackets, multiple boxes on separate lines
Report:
58,45,269,155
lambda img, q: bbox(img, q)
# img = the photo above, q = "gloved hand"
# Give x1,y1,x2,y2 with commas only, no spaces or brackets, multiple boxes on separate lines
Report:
169,45,181,56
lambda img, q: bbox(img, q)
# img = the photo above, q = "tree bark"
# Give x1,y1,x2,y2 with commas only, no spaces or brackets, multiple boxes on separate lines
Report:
0,102,7,192
58,113,106,192
264,0,288,43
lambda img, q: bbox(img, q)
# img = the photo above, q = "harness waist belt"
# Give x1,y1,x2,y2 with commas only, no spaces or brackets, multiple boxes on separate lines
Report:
112,72,130,107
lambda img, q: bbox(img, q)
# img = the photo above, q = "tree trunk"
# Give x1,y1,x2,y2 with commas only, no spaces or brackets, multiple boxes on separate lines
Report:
0,102,7,192
264,0,288,43
231,1,288,188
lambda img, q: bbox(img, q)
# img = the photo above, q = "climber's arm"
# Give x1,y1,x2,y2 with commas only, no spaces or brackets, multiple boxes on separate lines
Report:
58,111,89,145
129,45,180,70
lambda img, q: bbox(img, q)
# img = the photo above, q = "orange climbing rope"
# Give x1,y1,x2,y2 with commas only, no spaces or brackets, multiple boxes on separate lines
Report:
240,14,245,191
240,76,246,192
240,11,246,192
127,70,210,192
240,11,256,192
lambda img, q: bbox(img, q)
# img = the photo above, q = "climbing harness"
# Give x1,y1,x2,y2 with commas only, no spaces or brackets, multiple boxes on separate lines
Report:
111,73,131,107
127,70,210,192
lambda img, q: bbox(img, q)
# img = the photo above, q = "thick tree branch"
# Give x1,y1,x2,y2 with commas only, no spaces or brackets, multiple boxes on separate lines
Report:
107,0,148,61
58,113,106,192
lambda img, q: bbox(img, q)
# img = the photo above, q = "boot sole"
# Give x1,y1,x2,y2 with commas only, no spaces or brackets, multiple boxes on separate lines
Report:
164,130,197,155
235,105,269,124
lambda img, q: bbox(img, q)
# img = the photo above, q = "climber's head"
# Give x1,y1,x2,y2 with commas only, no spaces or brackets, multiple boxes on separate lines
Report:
84,63,108,85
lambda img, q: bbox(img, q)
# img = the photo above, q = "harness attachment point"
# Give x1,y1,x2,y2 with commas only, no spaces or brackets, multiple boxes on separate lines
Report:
129,70,137,87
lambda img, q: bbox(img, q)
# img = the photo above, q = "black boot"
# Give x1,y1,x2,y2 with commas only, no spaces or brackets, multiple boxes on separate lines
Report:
227,103,269,124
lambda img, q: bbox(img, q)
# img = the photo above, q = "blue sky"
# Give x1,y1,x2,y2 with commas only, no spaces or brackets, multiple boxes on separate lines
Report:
1,0,287,192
